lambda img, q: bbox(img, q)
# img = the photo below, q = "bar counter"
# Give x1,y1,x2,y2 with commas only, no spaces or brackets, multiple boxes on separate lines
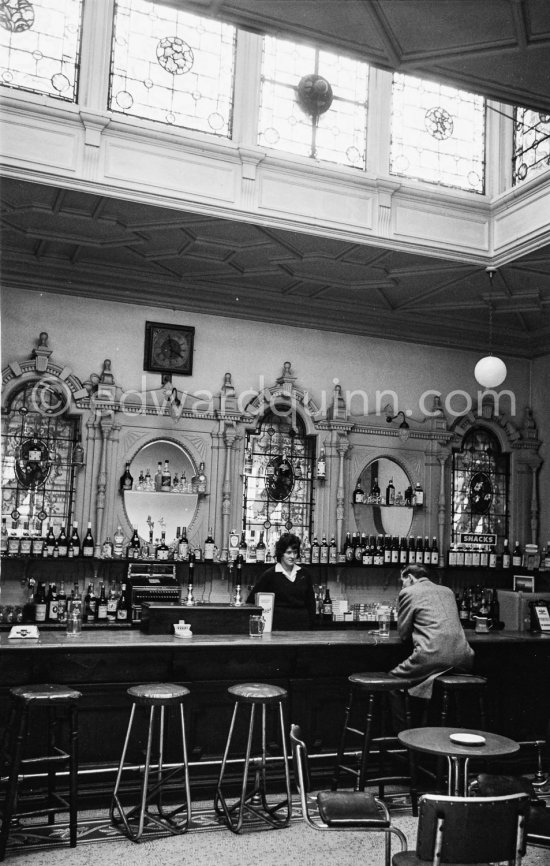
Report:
1,628,548,805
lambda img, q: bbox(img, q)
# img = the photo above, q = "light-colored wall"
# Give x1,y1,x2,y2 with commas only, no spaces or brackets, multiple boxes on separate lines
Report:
1,286,531,425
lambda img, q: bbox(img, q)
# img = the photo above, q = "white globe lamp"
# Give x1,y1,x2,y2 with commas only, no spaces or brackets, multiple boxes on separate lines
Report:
474,355,507,388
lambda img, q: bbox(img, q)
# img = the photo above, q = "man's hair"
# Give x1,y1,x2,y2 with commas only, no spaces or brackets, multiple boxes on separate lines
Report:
401,563,430,580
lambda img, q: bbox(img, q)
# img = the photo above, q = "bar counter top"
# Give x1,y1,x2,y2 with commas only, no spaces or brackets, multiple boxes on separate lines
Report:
1,627,549,651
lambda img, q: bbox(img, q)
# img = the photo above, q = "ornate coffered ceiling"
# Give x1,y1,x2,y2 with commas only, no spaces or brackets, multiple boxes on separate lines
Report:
2,177,549,358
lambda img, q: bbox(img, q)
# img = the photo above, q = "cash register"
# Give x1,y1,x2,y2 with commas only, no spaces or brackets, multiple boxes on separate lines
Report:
127,563,180,624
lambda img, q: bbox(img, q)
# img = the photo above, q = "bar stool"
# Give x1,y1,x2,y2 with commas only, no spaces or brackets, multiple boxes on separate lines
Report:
214,682,292,833
0,683,81,862
110,683,191,842
430,673,488,728
331,672,419,814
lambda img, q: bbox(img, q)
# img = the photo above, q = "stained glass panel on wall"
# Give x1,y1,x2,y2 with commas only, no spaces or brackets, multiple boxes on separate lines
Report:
451,426,509,547
109,0,235,137
513,106,550,185
242,406,315,558
258,35,369,169
1,382,80,544
390,73,486,193
0,0,83,100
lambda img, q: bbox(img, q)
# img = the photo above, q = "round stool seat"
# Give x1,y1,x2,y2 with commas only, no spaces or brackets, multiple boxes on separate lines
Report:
349,672,417,691
228,682,288,703
435,674,487,689
127,683,190,705
10,684,82,704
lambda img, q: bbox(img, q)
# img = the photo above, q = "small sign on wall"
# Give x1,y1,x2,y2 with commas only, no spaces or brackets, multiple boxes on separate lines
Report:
460,533,496,546
513,574,535,592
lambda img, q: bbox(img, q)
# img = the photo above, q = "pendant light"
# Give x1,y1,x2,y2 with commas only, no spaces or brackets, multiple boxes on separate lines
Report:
474,267,507,388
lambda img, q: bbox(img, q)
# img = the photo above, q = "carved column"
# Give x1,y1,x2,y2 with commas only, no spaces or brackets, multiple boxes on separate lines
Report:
94,411,115,556
335,434,350,553
437,448,451,567
220,422,237,561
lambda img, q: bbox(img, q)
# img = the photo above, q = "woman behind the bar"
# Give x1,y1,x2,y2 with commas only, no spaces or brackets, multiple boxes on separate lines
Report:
246,532,316,630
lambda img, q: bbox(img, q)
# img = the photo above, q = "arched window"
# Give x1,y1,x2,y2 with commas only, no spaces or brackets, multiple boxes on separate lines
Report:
451,425,509,547
242,405,315,555
1,381,81,547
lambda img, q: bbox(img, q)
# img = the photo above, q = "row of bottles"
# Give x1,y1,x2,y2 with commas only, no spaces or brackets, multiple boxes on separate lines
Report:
25,579,130,625
456,585,501,629
352,478,424,507
2,519,94,558
119,460,207,494
448,539,526,569
302,532,439,567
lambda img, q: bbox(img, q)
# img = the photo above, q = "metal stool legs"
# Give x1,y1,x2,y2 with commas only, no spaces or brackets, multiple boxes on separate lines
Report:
214,683,292,834
110,684,191,842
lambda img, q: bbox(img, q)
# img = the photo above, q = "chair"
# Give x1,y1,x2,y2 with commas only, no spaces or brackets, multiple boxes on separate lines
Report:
392,791,530,866
472,772,550,849
290,724,407,866
0,684,81,862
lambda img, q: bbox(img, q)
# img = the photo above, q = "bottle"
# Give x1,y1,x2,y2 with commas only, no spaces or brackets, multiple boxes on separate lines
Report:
316,448,326,480
57,581,67,624
383,536,392,565
502,538,511,569
238,531,248,560
310,536,320,564
471,545,481,568
247,530,257,563
228,528,239,562
448,543,457,567
385,477,395,506
459,590,470,625
0,518,7,554
179,526,189,561
84,583,97,623
156,531,169,560
120,461,134,493
128,526,141,559
512,540,522,568
423,536,431,566
329,535,338,565
391,535,400,565
70,521,81,557
196,462,207,494
480,545,489,568
431,536,439,566
399,536,408,565
47,583,58,622
352,480,365,504
106,586,118,621
161,459,171,491
113,525,125,558
404,485,413,507
19,522,32,556
34,581,47,623
456,544,465,567
204,527,215,561
154,461,163,492
414,483,424,506
102,535,114,558
57,526,69,557
322,587,333,622
415,535,424,564
319,535,329,565
408,536,416,564
45,525,55,557
116,583,129,622
464,545,473,568
371,474,381,502
301,535,311,564
256,531,266,563
374,536,384,567
96,583,108,621
82,522,94,557
343,532,354,565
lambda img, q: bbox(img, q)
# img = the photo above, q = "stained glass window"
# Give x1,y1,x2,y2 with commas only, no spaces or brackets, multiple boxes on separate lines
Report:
242,406,315,556
109,0,235,137
1,381,81,544
513,106,550,185
451,426,509,547
258,35,369,169
0,0,83,100
390,73,486,193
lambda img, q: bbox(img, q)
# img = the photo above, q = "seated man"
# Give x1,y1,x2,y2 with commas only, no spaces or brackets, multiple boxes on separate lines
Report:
389,564,475,731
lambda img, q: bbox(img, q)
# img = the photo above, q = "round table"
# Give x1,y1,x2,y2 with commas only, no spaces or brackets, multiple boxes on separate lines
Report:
398,726,520,796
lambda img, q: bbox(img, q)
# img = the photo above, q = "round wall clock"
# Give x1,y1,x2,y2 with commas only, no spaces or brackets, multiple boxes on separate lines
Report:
144,322,195,375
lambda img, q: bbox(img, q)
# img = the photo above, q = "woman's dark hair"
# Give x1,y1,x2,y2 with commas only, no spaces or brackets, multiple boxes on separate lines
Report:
401,563,429,580
275,532,301,563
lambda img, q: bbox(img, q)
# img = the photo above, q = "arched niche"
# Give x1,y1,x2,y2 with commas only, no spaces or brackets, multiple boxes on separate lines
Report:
353,457,414,538
122,439,199,543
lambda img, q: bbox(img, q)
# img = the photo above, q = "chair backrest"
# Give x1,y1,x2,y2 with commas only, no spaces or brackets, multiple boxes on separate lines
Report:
416,792,530,865
290,724,312,798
